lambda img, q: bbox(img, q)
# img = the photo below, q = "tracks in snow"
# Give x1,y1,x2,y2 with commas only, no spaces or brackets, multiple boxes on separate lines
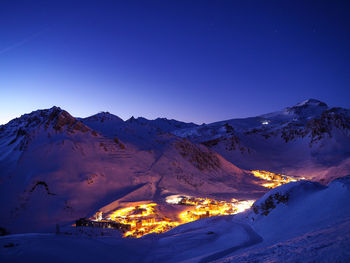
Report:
199,223,263,263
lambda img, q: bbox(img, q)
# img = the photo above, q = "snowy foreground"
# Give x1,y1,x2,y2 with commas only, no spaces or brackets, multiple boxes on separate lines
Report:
1,176,350,263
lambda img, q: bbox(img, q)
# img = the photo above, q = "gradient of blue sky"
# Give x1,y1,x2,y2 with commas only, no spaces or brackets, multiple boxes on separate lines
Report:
0,0,349,124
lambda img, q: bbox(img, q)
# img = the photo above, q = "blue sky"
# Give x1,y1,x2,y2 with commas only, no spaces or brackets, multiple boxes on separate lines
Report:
1,0,349,124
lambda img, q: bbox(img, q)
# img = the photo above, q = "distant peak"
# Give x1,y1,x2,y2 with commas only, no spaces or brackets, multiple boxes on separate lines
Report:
126,116,148,123
84,111,123,122
295,99,328,108
155,117,168,121
127,116,136,122
283,99,329,117
93,111,114,116
50,106,62,110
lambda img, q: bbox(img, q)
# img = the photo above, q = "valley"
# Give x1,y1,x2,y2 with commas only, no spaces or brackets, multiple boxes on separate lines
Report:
80,170,300,238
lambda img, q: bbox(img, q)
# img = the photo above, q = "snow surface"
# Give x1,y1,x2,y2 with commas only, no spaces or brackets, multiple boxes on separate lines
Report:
1,175,349,262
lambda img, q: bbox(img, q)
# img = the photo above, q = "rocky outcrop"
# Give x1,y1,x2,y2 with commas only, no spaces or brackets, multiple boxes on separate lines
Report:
175,139,221,171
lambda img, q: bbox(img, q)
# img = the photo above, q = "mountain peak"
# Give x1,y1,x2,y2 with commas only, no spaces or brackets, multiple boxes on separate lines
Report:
127,116,136,122
0,107,93,157
3,106,91,134
49,105,62,111
83,111,123,123
294,99,328,108
283,99,328,117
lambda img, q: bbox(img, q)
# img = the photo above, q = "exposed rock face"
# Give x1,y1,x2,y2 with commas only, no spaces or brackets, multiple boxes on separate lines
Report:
45,107,90,133
251,180,326,217
175,139,221,171
113,137,126,149
252,192,289,216
306,108,350,143
275,107,350,144
202,135,248,153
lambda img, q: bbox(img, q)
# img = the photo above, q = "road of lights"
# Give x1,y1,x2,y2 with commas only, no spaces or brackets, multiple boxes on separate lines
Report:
251,170,302,188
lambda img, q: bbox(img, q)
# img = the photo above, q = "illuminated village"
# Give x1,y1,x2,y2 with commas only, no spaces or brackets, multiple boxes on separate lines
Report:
75,170,302,238
176,197,255,223
107,203,180,238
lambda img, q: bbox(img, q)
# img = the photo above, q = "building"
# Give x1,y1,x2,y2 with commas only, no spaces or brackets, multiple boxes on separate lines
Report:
75,218,131,232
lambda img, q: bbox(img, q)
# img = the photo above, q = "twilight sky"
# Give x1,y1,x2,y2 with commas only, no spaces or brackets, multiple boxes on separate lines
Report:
0,0,349,124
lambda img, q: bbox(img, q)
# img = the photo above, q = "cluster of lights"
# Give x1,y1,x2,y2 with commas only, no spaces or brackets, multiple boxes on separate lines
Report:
251,170,301,188
176,197,255,223
102,196,255,238
106,203,179,238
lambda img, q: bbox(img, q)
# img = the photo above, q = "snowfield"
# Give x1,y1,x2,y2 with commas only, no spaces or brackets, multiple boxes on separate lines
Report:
215,219,350,263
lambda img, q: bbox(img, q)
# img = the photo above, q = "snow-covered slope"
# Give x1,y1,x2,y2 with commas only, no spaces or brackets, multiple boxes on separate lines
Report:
140,175,350,262
1,175,349,263
0,107,266,234
173,99,350,182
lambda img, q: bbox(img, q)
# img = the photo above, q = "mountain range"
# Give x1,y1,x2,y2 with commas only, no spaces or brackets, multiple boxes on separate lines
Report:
0,99,349,235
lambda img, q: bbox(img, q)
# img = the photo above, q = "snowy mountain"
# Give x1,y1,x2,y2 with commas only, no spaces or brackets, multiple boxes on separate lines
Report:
173,99,350,183
1,175,349,263
0,107,266,234
1,102,349,262
81,112,198,149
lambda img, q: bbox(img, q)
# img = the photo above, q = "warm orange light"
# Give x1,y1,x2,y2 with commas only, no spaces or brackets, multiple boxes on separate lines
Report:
105,197,255,238
251,170,300,188
178,197,255,223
